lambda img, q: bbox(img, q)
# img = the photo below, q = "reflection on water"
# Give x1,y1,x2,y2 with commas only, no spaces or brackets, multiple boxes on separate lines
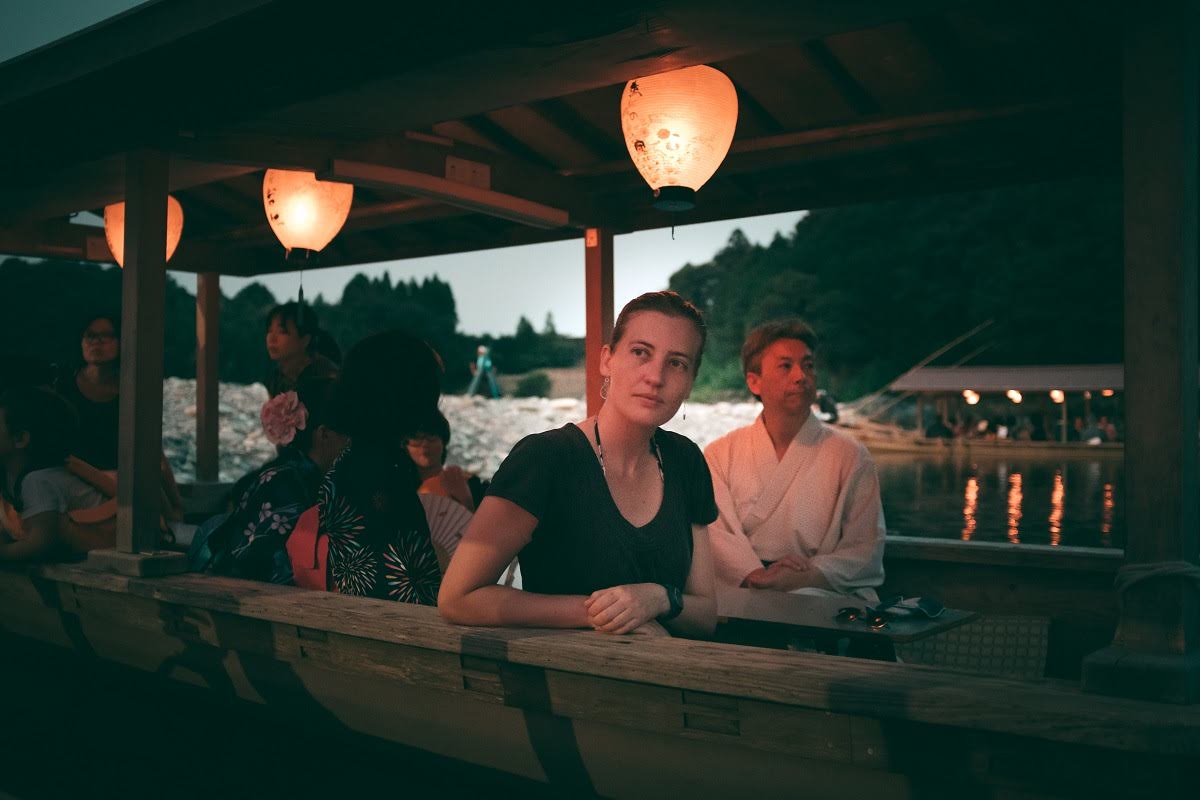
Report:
1101,482,1115,542
878,454,1124,548
1049,471,1064,547
961,477,978,541
1007,472,1023,544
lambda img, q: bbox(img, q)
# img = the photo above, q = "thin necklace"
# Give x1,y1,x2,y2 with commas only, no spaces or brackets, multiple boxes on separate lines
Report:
593,418,664,483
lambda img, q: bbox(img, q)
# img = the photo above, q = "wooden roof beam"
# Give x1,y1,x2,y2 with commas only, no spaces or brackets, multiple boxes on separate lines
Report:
166,130,625,229
564,99,1113,181
800,39,881,116
196,197,472,247
0,217,261,274
0,220,108,262
0,160,259,230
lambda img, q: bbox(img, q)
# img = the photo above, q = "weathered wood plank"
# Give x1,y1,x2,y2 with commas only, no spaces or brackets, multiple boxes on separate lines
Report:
16,566,1200,756
115,149,168,553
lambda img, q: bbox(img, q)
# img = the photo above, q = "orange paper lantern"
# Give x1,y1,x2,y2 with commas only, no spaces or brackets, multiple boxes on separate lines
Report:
621,65,739,210
103,195,184,268
263,169,354,255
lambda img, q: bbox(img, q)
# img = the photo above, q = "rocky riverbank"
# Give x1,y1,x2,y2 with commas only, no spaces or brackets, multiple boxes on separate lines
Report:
164,378,762,483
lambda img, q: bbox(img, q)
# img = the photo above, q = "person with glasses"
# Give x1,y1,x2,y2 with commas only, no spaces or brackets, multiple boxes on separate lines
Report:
438,292,717,638
54,314,121,470
406,409,486,511
704,320,885,602
53,312,184,524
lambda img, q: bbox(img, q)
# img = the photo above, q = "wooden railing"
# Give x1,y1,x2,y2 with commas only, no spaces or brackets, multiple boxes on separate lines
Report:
1,563,1196,797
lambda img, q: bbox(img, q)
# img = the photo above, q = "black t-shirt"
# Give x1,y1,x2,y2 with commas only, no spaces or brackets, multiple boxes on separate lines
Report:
486,424,717,596
54,369,119,470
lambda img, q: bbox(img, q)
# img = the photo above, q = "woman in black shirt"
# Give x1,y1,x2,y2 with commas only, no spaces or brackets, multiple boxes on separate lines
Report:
439,292,717,638
55,314,121,470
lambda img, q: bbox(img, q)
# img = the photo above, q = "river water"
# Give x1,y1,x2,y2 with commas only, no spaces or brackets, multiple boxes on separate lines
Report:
876,453,1123,549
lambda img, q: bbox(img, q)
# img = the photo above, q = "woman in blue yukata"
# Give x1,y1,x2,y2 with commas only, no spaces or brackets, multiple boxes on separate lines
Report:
191,377,347,582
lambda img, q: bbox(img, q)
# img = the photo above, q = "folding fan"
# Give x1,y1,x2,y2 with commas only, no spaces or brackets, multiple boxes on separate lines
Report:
419,493,473,567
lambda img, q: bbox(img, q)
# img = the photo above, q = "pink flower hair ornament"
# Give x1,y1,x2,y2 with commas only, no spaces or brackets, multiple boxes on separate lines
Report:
261,391,309,446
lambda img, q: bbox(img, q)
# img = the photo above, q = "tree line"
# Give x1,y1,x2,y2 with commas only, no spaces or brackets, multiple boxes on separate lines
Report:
669,176,1127,401
0,259,581,392
2,176,1133,401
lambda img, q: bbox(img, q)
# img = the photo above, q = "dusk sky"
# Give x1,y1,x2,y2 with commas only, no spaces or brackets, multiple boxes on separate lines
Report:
4,1,807,336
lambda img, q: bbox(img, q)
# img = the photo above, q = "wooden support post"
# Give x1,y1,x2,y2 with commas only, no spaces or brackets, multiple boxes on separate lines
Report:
1082,0,1200,703
915,395,925,433
88,150,187,576
1060,398,1068,444
584,228,614,417
195,272,220,483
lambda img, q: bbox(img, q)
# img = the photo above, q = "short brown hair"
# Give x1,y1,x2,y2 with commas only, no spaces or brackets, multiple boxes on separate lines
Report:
611,291,707,374
741,319,818,375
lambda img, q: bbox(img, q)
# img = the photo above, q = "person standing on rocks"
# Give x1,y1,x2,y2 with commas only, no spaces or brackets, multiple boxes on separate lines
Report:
439,291,717,638
465,345,500,399
264,302,340,398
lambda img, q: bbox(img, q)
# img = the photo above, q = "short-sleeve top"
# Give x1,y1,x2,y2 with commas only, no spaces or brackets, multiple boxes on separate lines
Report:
486,424,717,596
54,371,119,470
16,467,106,519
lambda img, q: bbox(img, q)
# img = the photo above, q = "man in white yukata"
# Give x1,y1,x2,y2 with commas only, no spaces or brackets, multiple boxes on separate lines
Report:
705,320,885,601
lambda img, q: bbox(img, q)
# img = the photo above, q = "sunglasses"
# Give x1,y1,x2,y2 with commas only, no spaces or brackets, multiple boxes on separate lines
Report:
834,595,946,630
835,607,890,630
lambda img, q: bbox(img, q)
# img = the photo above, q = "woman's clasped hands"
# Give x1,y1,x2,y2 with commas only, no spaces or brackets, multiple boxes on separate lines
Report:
584,583,671,636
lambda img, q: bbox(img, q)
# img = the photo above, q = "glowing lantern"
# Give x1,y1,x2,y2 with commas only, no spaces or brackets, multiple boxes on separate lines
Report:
1101,388,1115,397
103,195,184,268
621,65,739,211
263,169,354,255
1006,389,1023,404
1050,389,1066,404
963,390,980,406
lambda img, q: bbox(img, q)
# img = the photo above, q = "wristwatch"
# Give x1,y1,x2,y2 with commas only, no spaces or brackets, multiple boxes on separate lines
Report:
659,583,684,621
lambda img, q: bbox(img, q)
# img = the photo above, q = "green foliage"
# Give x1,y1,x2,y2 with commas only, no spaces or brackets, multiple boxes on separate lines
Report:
487,315,583,375
670,178,1127,400
0,257,580,392
513,371,552,398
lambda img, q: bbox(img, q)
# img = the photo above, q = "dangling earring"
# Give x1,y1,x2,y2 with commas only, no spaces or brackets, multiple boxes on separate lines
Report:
600,376,610,401
683,401,688,421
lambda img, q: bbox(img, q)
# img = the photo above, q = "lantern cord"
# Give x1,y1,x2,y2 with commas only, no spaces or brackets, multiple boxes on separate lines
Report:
297,271,305,326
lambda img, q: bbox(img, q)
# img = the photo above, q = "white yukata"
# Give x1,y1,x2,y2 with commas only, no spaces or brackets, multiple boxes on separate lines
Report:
704,413,885,602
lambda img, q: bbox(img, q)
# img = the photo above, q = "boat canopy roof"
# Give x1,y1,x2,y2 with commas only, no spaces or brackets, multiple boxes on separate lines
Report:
0,0,1120,276
890,364,1124,393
